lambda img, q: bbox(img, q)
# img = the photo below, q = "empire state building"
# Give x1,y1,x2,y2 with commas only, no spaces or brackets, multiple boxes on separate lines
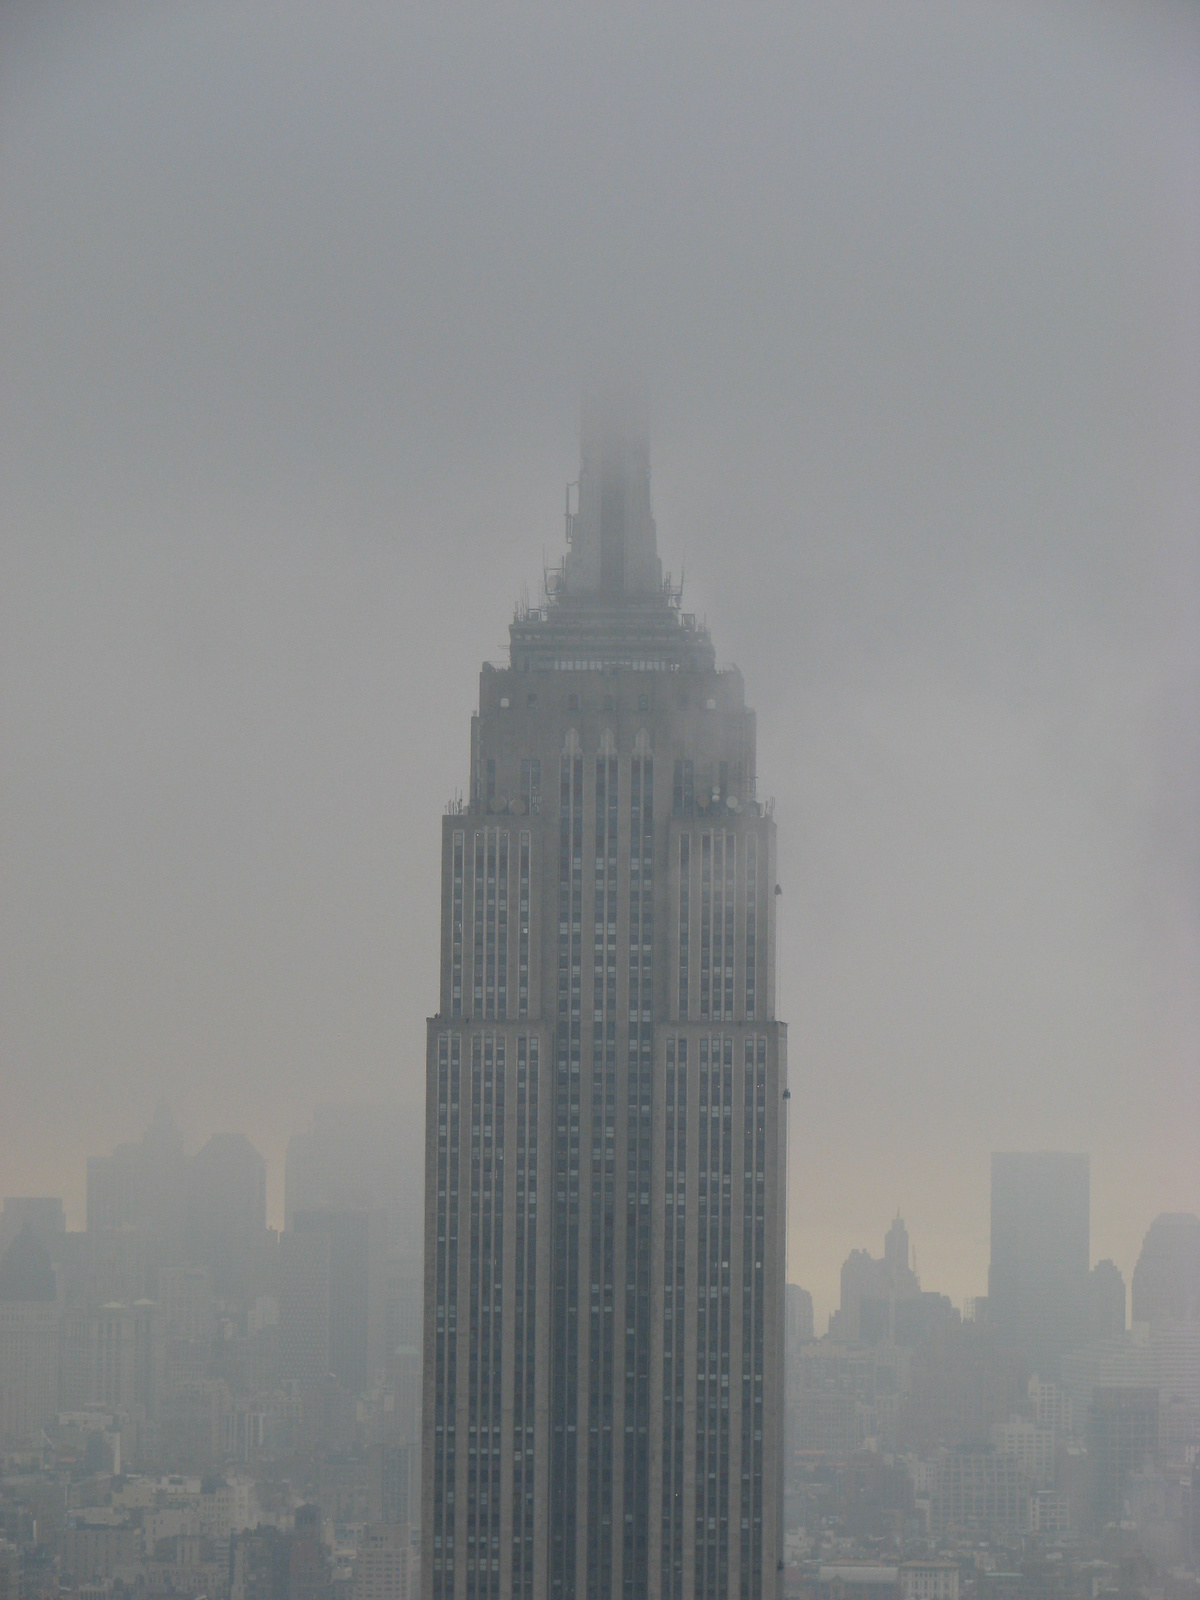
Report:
421,395,788,1600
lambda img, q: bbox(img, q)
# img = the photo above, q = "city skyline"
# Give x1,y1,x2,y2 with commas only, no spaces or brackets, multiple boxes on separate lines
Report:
3,5,1198,1339
4,1100,1196,1350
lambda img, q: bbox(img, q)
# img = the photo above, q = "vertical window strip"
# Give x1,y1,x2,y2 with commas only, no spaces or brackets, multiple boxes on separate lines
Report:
700,834,712,1018
512,1035,539,1598
551,750,584,1600
497,833,509,1020
449,1038,461,1585
661,1038,676,1598
433,1035,450,1596
752,1037,767,1599
624,755,653,1599
513,1039,529,1596
694,1037,714,1599
696,1035,734,1600
518,833,530,1019
587,755,617,1597
521,757,541,814
452,833,465,1019
712,834,724,1020
623,752,643,1595
433,1034,460,1597
528,1036,544,1587
718,1037,734,1598
524,1039,539,1588
740,1038,756,1599
485,832,497,1019
467,1038,483,1598
672,758,694,816
678,835,690,1019
745,834,757,1020
661,1037,687,1599
489,1040,506,1596
473,834,486,1017
723,833,736,1022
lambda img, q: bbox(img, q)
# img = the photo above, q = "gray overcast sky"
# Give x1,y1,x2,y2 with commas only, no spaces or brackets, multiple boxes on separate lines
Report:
2,2,1197,1326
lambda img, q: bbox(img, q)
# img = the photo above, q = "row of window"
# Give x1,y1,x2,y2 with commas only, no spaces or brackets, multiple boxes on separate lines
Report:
450,828,532,1021
431,1025,774,1599
451,820,765,1027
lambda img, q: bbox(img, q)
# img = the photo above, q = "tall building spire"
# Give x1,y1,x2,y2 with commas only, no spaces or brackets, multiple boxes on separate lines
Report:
563,382,662,598
425,407,787,1600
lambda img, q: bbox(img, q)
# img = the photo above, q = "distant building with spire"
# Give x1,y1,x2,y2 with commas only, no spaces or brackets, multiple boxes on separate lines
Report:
831,1214,922,1344
421,394,788,1599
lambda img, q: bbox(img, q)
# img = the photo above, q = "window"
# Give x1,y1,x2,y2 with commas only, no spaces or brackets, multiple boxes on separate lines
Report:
638,693,649,711
568,693,579,711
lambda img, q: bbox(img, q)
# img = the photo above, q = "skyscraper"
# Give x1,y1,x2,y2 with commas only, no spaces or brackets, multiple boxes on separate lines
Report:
283,1209,387,1396
1131,1213,1200,1325
988,1152,1089,1375
421,394,788,1600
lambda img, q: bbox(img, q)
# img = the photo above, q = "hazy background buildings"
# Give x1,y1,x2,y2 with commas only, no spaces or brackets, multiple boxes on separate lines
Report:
2,1134,1197,1596
1,5,1197,1329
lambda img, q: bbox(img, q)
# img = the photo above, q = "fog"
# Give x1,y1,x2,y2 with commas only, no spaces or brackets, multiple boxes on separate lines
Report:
2,2,1197,1327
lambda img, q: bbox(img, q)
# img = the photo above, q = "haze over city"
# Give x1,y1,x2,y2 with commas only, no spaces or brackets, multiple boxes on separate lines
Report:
3,0,1198,1337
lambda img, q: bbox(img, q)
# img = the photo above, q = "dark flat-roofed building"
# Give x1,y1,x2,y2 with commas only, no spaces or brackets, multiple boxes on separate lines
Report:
988,1152,1089,1376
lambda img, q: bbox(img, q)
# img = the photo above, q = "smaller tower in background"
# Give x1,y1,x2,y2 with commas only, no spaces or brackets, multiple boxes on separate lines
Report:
1087,1259,1127,1343
988,1151,1090,1376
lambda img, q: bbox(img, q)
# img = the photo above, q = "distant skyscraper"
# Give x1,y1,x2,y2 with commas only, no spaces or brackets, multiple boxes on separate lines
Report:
184,1132,268,1307
1086,1386,1159,1526
86,1101,187,1235
1087,1260,1127,1342
785,1284,814,1352
286,1103,426,1253
0,1228,60,1445
280,1227,333,1389
0,1197,65,1259
283,1209,387,1396
834,1213,921,1344
988,1152,1089,1374
1131,1213,1200,1325
421,394,788,1599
